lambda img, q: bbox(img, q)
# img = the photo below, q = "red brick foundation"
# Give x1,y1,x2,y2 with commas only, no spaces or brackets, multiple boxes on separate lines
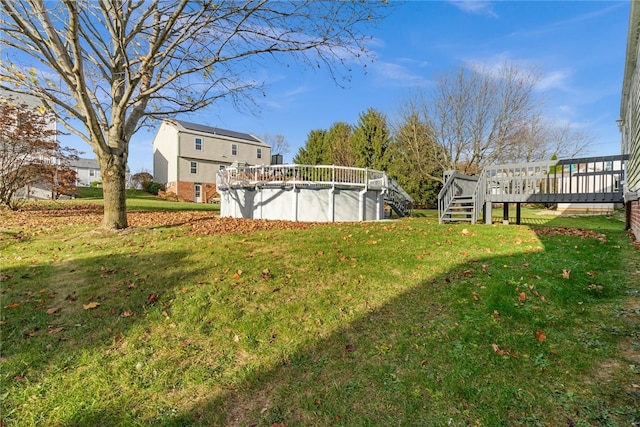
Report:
166,181,218,203
630,199,640,238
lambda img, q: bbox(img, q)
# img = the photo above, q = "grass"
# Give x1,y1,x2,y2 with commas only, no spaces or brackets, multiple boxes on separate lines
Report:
73,186,220,212
1,206,639,426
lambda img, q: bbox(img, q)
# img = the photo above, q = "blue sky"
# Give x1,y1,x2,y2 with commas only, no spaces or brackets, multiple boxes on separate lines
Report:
116,1,630,173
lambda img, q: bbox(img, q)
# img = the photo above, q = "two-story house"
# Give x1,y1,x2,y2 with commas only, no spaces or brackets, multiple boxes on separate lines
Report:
67,158,101,187
152,119,270,202
621,0,639,237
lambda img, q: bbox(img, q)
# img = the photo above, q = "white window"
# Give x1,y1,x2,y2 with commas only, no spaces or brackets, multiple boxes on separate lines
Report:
231,144,238,156
89,169,96,177
190,161,198,174
257,148,262,159
195,138,202,151
219,164,226,171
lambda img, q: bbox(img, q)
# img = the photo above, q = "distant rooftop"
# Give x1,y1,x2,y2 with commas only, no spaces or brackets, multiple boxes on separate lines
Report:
0,88,45,110
171,119,265,145
68,158,99,169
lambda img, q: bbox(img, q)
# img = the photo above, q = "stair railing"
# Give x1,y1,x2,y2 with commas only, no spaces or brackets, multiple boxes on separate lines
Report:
438,171,459,223
385,177,414,217
471,169,488,224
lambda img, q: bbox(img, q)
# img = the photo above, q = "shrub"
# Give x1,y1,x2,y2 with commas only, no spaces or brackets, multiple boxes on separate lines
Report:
145,181,163,195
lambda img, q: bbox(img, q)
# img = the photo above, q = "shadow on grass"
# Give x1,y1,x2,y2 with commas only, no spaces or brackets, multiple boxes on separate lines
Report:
0,247,211,426
187,224,634,425
1,219,637,426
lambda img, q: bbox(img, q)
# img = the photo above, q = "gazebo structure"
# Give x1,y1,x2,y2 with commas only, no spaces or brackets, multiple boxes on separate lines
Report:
217,164,413,222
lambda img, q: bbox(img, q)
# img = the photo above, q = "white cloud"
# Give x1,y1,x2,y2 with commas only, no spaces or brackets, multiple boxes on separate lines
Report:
373,61,432,87
448,0,498,18
536,70,572,91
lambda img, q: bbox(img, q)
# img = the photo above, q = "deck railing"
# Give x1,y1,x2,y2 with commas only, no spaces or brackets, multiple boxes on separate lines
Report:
484,154,629,203
438,154,629,224
438,171,479,222
217,164,388,190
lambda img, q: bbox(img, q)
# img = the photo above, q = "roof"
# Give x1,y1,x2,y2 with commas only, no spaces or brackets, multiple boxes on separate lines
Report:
170,119,266,145
0,88,46,110
67,158,99,169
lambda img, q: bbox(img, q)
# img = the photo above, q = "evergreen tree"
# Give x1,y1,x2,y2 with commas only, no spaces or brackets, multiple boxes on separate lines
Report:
388,111,446,208
351,108,391,171
326,122,355,166
292,129,329,165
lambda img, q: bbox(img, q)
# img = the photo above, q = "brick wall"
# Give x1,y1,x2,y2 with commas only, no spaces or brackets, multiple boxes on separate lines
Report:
166,181,217,203
631,200,640,238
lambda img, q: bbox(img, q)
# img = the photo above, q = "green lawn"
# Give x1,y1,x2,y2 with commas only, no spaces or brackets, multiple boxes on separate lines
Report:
73,186,220,212
1,208,639,426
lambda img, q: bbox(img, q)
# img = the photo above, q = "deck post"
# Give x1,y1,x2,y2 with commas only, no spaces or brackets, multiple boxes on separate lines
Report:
485,202,492,224
516,203,521,225
503,203,509,225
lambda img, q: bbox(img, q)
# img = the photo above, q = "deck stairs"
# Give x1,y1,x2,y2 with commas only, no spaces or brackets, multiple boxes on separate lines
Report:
438,154,629,224
441,195,475,222
385,178,414,217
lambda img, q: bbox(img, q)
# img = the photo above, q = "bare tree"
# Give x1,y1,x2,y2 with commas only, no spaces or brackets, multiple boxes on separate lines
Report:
427,62,540,175
0,0,390,229
262,133,290,157
402,61,592,179
501,116,592,163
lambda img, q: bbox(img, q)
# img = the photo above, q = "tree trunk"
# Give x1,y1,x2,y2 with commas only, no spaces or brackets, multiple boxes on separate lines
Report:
99,152,128,229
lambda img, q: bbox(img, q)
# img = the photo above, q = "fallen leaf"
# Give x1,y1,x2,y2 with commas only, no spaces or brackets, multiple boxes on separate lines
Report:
46,307,61,315
518,292,527,304
145,293,158,305
344,344,356,353
83,302,100,310
562,269,571,279
472,292,479,301
535,331,547,342
47,326,64,335
492,343,505,356
492,310,500,318
120,310,134,317
4,302,20,309
261,269,271,280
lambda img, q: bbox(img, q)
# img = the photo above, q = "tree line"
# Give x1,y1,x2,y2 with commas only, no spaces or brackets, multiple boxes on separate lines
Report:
292,62,592,208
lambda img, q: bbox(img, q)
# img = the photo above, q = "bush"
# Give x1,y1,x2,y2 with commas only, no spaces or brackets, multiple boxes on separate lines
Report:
90,181,102,188
145,181,163,195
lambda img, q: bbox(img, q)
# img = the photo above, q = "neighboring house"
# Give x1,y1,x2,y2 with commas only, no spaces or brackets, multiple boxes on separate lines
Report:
152,119,270,202
67,158,101,187
0,88,60,200
620,1,640,236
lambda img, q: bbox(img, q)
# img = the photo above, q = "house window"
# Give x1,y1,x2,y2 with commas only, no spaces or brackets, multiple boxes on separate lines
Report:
89,169,96,177
195,138,202,151
231,144,238,156
257,148,262,159
190,161,198,174
219,164,226,171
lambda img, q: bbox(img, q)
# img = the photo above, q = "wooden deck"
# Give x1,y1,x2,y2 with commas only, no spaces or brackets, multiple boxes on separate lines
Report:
438,154,629,224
